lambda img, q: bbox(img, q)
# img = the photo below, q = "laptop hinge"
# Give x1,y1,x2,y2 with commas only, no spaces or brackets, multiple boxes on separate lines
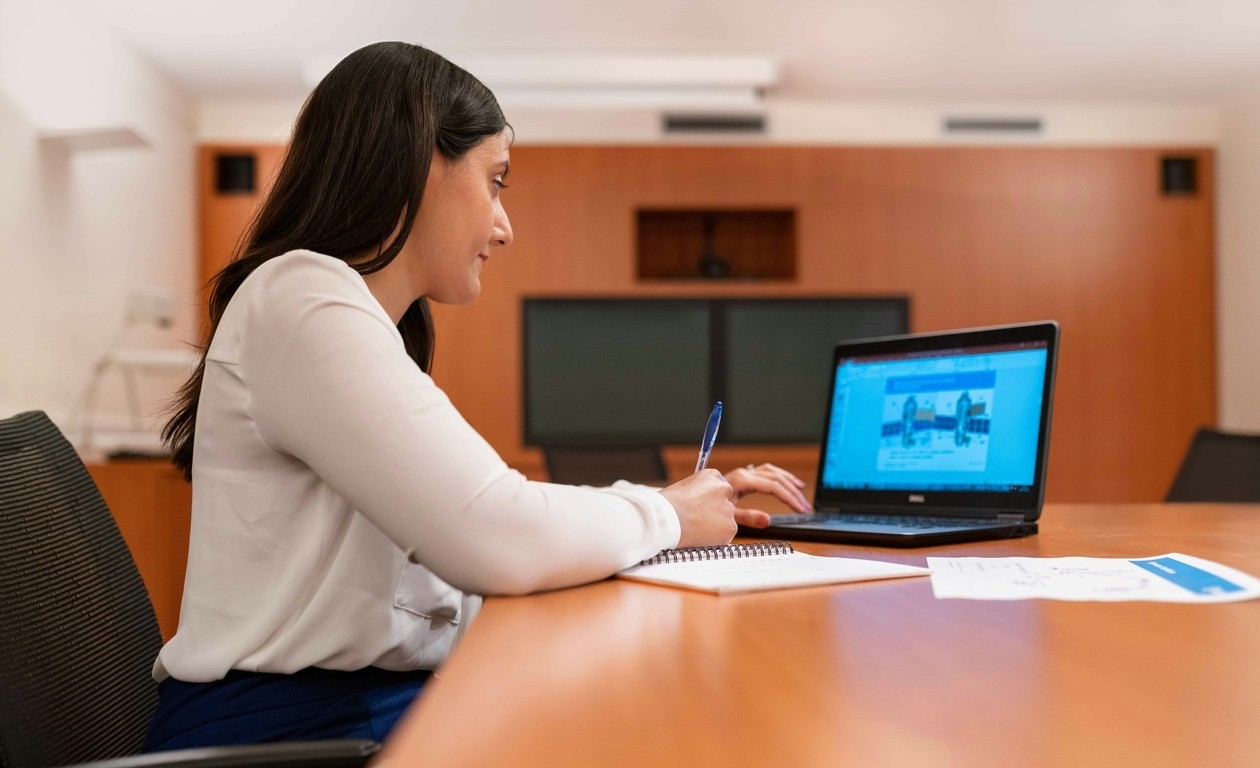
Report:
997,513,1026,522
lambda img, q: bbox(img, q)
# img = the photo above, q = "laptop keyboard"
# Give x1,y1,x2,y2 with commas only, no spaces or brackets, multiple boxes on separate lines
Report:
771,513,1007,529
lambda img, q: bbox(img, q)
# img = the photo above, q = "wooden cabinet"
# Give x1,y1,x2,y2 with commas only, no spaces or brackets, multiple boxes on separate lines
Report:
86,460,191,641
636,209,796,279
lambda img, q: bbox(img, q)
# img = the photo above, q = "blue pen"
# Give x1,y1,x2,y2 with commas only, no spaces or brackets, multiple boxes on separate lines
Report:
694,401,723,473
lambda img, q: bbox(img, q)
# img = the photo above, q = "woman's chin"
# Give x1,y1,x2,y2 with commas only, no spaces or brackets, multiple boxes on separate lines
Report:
428,284,481,306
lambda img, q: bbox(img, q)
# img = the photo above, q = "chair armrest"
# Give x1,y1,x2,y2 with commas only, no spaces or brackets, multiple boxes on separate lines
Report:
62,740,380,768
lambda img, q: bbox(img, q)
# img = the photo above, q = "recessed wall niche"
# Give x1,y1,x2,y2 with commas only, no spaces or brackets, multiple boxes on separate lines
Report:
636,209,796,281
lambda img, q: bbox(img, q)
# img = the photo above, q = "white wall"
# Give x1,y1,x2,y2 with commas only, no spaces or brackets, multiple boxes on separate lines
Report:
1217,94,1260,432
0,0,197,448
198,96,306,144
200,96,1222,146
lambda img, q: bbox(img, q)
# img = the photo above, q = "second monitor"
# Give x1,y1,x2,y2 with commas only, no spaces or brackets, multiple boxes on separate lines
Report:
523,297,910,446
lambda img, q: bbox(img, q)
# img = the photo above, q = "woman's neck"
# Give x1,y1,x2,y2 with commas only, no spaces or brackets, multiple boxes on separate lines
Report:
360,267,416,324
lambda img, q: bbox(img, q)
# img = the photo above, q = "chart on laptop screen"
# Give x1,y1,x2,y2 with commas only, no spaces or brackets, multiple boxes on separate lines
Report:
822,344,1048,493
879,370,995,472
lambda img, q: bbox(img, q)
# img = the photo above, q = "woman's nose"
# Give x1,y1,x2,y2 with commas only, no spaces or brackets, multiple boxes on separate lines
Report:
492,203,513,248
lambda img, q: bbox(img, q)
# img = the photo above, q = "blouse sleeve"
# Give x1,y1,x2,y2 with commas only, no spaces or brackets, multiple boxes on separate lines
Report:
239,257,681,595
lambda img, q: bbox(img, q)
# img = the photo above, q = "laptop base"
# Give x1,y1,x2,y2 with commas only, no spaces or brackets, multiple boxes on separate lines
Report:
740,520,1038,548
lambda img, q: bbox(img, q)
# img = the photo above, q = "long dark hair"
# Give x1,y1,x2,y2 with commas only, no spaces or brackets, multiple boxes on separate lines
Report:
164,42,506,479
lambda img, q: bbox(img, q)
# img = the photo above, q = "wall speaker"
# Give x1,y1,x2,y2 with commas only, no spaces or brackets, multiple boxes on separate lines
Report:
216,153,256,194
1161,156,1197,196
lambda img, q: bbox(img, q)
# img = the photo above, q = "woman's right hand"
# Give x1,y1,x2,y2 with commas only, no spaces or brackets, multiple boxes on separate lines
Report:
659,469,738,548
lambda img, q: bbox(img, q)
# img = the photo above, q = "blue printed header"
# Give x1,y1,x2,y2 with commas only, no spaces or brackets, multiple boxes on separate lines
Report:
886,371,997,395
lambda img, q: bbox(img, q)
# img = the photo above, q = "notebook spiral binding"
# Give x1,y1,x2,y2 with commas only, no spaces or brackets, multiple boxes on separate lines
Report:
638,541,794,566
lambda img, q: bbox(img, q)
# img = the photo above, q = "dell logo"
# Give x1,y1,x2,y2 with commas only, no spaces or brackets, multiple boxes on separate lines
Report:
909,494,926,503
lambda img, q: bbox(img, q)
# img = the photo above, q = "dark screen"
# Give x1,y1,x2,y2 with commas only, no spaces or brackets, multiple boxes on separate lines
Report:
524,302,711,444
523,298,909,445
723,301,909,442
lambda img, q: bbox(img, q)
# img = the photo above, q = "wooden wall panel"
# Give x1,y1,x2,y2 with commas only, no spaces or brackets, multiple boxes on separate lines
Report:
197,145,287,334
200,145,1216,503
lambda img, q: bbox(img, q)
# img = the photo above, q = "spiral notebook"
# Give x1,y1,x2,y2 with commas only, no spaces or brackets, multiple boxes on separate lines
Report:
617,541,929,595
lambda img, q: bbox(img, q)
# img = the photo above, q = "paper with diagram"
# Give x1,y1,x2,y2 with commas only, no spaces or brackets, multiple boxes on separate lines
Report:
927,553,1260,602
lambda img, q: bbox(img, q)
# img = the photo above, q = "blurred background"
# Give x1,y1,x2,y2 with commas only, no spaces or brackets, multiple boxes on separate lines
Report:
2,0,1258,509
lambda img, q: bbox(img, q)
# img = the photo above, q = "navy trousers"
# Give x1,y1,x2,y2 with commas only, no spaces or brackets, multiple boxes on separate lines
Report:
143,667,431,751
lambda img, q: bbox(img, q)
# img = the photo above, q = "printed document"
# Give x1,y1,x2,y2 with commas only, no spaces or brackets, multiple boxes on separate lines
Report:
927,553,1260,602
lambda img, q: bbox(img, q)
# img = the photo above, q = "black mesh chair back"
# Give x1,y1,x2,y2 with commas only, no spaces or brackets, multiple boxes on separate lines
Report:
0,411,162,767
0,412,379,768
543,446,668,487
1166,427,1260,502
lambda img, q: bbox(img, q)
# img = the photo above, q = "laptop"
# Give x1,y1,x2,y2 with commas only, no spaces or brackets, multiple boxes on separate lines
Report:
742,321,1059,547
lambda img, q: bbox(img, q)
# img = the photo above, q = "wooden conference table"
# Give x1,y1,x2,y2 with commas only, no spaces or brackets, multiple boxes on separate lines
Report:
377,505,1260,767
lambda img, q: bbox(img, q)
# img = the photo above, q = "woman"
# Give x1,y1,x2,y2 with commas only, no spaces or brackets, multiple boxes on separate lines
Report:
146,41,811,749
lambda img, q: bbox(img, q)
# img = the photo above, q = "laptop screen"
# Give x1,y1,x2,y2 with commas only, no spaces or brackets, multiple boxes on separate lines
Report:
814,323,1058,514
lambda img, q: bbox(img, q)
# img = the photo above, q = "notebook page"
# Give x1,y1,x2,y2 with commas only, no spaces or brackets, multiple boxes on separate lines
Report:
617,552,928,595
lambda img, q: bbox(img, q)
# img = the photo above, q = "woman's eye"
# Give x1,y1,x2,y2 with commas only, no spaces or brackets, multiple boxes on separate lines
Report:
493,177,509,191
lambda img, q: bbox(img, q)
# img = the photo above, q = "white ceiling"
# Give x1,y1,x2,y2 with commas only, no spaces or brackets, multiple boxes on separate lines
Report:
66,0,1260,101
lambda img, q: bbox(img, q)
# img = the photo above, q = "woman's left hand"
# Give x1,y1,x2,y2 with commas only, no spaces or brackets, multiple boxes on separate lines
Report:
725,463,812,528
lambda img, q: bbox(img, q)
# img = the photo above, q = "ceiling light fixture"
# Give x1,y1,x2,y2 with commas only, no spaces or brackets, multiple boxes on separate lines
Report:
301,52,780,110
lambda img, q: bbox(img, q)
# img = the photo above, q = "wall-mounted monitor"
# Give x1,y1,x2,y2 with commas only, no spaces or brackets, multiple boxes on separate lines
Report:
721,300,911,442
522,297,909,445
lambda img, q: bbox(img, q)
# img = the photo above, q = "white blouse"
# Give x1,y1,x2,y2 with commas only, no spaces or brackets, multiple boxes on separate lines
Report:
154,250,681,683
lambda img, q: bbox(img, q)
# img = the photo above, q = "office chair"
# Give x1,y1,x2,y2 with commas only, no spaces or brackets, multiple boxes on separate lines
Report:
1165,427,1260,502
542,445,668,486
0,411,378,768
